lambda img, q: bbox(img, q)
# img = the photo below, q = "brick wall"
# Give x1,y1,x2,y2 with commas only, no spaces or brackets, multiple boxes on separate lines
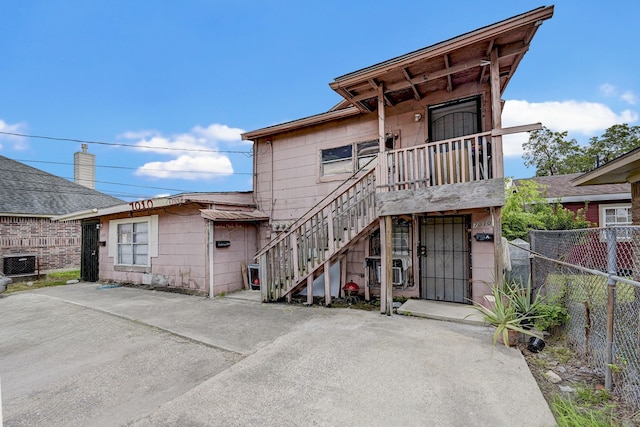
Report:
0,216,81,273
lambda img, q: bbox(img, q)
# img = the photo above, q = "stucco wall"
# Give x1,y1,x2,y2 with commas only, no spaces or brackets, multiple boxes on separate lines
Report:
99,206,208,291
211,222,259,295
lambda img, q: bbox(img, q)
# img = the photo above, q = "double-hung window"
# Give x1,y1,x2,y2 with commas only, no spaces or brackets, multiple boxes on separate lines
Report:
109,215,158,269
117,222,149,266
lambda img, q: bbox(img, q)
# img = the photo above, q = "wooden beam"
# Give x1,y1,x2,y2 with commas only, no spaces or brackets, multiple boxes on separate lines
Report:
377,179,505,217
491,122,542,136
369,79,393,107
403,68,421,100
444,54,453,93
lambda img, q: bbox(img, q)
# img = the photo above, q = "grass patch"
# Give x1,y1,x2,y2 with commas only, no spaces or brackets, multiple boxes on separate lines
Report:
4,270,80,294
551,393,620,427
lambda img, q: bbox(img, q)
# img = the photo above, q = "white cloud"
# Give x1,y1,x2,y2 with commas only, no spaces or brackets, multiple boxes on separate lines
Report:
120,122,247,180
135,154,233,180
0,119,28,150
599,83,637,105
501,100,638,158
621,91,637,105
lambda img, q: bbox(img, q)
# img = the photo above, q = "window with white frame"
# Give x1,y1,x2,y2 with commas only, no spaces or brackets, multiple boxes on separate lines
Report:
600,204,632,240
117,222,149,265
109,215,158,267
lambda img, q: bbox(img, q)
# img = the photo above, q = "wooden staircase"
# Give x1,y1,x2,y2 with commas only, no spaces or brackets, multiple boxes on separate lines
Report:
257,167,378,302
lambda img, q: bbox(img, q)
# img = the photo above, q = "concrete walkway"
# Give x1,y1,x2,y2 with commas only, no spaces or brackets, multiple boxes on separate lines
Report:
1,284,556,426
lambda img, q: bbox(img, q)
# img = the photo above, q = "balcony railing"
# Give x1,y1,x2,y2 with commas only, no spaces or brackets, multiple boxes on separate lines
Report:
378,131,493,192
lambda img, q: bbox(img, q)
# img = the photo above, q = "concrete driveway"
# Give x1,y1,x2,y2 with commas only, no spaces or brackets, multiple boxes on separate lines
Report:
0,284,556,426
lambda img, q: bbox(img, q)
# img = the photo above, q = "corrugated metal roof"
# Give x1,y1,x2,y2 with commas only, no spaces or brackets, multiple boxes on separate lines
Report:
200,209,268,222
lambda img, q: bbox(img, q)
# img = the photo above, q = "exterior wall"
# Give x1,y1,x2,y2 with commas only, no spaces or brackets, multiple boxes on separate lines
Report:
563,200,631,227
97,205,260,296
0,216,81,274
254,86,492,247
211,222,259,296
99,205,208,291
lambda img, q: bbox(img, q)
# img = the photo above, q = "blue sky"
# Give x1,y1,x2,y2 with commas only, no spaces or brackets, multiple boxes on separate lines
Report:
1,1,638,201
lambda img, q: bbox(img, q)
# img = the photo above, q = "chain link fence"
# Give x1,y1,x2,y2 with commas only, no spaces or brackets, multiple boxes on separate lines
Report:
529,227,640,410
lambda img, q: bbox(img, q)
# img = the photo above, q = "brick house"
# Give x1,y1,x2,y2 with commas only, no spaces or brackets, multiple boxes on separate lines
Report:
0,154,122,277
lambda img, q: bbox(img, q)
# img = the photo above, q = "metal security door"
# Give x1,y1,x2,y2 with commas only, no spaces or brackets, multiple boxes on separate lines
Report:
419,216,470,303
81,220,100,282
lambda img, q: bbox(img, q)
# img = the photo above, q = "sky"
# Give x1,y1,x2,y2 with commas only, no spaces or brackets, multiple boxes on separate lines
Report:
1,1,638,202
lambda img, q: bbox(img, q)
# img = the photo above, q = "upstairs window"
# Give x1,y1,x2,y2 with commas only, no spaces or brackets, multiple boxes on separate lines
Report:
320,135,396,177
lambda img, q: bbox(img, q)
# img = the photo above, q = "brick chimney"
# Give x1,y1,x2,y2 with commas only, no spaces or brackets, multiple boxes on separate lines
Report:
74,144,95,189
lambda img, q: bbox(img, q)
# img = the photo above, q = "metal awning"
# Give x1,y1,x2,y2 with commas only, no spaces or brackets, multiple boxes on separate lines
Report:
200,209,268,222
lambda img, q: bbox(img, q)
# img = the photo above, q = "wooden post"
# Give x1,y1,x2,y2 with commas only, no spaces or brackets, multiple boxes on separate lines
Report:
385,215,393,316
307,274,313,306
364,237,371,301
378,83,387,189
340,254,347,298
491,207,503,289
379,217,387,314
324,260,332,306
490,47,504,179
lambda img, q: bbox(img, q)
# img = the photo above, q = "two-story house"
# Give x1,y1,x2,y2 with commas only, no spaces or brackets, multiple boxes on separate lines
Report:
242,6,554,313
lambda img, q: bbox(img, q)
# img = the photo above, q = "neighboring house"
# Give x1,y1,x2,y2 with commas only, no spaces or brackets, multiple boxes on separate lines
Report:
55,192,267,296
573,146,640,225
516,174,632,227
0,154,122,277
241,6,554,313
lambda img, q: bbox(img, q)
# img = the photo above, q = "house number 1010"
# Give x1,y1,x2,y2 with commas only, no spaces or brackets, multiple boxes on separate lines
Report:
129,200,154,211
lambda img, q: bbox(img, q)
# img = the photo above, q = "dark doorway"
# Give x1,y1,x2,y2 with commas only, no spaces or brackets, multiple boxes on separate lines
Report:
419,216,470,303
81,220,100,282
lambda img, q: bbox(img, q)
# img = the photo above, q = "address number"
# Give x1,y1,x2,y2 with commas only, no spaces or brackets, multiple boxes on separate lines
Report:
130,199,154,211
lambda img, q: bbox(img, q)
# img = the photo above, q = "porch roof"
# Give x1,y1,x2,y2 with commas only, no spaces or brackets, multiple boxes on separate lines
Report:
200,208,268,222
572,147,640,186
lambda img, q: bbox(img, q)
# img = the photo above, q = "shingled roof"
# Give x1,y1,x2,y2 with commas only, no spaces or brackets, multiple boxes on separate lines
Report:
515,173,631,202
0,155,123,216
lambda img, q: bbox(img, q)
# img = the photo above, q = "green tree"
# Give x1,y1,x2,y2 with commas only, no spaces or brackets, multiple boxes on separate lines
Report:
522,127,581,176
523,124,640,176
502,179,591,240
585,123,640,166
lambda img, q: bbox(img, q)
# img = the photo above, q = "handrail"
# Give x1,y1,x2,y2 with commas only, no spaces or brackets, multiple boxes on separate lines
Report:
380,131,493,192
256,160,378,258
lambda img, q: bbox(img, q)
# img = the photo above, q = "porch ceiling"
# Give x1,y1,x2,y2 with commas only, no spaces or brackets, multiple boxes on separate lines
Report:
329,6,554,113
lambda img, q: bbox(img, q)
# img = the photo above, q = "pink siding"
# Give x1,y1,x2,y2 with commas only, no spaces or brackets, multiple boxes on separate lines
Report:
211,222,258,296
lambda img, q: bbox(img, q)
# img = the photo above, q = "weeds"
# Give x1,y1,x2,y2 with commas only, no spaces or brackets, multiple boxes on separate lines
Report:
551,394,620,427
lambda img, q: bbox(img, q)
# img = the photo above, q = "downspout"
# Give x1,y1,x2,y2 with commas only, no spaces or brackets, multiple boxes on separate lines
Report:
209,220,215,298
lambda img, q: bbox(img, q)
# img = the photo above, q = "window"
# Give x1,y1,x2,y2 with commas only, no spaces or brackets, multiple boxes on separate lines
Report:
320,135,397,177
117,222,149,266
109,215,158,268
600,204,632,240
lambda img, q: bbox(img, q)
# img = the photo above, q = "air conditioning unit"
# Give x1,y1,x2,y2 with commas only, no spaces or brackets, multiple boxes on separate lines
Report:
3,254,36,275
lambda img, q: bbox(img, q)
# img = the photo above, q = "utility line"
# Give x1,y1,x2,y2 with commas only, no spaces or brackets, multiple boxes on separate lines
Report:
0,131,253,155
11,158,254,176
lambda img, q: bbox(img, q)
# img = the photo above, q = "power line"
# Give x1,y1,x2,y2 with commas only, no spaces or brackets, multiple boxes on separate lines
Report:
11,158,254,176
0,131,253,155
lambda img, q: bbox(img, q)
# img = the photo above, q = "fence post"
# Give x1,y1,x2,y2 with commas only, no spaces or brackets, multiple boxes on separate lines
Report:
605,227,617,391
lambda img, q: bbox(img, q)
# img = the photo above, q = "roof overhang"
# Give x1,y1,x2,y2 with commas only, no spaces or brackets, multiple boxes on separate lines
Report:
241,106,361,141
53,197,173,221
573,147,640,186
241,6,553,140
330,6,554,112
200,209,268,222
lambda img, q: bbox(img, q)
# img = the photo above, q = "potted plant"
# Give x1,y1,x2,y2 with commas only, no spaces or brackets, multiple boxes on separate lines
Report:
470,283,543,347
